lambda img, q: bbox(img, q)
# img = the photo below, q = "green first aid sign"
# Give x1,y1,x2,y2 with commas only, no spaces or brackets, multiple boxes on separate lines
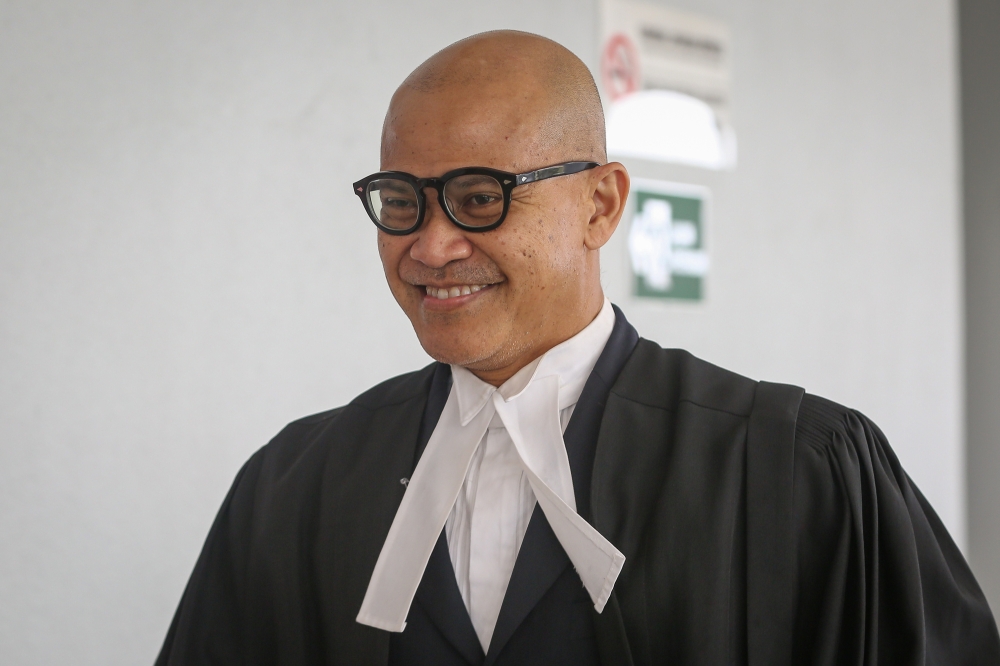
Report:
628,179,710,301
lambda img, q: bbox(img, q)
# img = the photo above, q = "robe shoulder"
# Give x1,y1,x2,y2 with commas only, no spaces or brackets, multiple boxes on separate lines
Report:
253,363,439,472
279,361,438,432
156,363,439,665
606,340,999,663
789,392,1000,663
611,339,758,415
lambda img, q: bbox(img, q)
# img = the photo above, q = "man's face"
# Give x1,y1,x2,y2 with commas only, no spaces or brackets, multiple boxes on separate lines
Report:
377,86,597,379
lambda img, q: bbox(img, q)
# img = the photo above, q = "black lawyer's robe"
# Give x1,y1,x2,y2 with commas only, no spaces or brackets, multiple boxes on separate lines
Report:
156,309,1000,665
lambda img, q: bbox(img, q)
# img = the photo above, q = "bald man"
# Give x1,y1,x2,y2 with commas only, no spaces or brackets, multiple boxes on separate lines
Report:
156,31,999,666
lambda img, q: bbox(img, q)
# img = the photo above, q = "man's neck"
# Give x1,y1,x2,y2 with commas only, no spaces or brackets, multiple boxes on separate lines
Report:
466,294,607,387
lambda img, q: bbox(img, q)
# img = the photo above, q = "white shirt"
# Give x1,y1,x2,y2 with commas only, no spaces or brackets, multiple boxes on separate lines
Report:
445,300,615,650
356,299,624,650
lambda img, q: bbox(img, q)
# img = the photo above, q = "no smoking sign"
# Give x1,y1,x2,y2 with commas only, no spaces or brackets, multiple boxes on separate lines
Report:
600,33,640,101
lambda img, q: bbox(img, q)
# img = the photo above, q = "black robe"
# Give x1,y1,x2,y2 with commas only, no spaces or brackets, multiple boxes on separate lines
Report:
156,309,1000,665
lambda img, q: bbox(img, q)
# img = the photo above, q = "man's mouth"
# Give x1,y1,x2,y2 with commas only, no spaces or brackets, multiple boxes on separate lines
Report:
424,284,490,300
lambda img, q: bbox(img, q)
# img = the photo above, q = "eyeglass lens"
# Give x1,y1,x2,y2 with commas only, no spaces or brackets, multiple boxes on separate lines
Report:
366,179,420,232
442,175,504,227
365,174,506,231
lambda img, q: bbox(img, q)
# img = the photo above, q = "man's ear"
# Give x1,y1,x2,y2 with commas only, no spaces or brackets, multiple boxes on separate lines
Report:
584,162,630,250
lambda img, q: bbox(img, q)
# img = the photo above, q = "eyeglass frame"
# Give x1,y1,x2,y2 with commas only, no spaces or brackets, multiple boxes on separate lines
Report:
352,161,601,235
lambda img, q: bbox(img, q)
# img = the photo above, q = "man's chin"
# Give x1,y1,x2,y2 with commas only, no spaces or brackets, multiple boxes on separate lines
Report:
414,329,506,371
417,340,494,369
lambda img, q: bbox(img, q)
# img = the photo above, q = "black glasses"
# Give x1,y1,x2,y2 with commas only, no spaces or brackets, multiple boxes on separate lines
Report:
352,161,600,235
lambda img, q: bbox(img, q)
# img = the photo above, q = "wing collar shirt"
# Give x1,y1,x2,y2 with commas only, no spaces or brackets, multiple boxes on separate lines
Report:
357,299,624,651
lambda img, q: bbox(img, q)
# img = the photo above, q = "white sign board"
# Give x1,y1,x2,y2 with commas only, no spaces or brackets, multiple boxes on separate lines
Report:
600,1,735,169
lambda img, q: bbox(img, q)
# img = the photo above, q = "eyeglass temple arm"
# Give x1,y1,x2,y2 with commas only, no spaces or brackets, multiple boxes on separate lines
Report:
515,161,600,185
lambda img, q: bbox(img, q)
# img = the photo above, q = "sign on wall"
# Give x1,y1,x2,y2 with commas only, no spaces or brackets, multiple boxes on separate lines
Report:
628,179,710,301
599,0,736,169
599,0,731,115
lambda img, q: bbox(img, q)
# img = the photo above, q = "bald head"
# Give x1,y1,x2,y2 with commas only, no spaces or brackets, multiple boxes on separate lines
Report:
382,31,606,169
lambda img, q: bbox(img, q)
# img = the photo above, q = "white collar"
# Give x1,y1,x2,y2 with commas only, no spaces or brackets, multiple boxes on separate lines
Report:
357,299,624,633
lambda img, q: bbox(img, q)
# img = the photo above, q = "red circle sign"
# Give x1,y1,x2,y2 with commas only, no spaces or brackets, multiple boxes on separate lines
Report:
601,33,641,101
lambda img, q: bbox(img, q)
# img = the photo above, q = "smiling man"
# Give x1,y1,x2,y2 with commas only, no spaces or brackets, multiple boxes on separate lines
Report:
371,35,618,386
156,31,999,666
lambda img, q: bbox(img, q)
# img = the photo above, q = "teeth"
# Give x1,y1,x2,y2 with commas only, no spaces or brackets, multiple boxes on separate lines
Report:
425,285,487,300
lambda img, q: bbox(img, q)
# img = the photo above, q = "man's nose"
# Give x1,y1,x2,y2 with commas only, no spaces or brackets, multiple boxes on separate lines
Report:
408,189,473,268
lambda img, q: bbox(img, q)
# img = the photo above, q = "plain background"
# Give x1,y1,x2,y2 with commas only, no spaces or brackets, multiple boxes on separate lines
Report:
0,0,990,663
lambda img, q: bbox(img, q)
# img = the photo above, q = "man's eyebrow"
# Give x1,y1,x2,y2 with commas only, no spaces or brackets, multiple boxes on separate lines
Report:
378,181,415,195
448,175,501,189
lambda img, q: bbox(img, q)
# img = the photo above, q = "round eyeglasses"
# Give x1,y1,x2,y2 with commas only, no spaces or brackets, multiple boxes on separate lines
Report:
352,161,600,235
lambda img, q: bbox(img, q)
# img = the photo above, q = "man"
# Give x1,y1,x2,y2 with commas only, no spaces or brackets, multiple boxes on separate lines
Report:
156,31,1000,665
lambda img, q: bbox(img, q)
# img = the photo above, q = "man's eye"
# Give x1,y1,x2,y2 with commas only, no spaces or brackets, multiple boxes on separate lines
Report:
469,193,500,206
385,197,416,209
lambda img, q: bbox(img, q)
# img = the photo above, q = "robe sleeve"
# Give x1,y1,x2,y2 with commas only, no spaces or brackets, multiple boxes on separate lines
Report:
791,394,1000,665
155,449,265,665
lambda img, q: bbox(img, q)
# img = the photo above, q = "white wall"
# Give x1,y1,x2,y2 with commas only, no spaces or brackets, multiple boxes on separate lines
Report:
0,1,962,663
